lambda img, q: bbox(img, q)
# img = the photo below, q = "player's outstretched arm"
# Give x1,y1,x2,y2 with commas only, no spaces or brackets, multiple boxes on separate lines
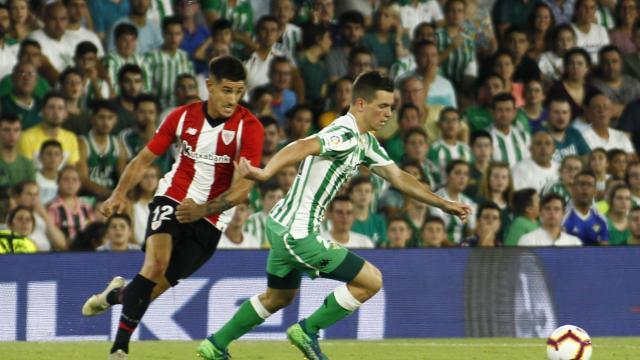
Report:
372,163,472,222
235,136,321,182
100,148,158,217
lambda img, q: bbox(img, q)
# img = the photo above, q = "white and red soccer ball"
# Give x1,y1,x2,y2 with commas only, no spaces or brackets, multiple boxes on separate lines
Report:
546,325,592,360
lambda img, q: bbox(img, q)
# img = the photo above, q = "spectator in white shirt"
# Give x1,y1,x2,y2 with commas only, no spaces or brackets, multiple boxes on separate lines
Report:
581,93,636,155
64,0,104,58
321,195,375,249
218,203,261,249
245,15,288,95
512,131,560,191
28,2,73,73
571,0,610,63
519,193,583,246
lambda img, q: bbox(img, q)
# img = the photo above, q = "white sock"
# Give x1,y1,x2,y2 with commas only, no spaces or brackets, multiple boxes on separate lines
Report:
250,294,272,320
333,284,362,312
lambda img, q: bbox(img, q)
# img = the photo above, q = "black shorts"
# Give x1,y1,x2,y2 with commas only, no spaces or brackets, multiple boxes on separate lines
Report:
144,196,222,286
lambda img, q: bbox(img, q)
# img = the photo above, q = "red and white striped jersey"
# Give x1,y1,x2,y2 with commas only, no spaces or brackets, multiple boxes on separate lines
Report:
147,101,264,231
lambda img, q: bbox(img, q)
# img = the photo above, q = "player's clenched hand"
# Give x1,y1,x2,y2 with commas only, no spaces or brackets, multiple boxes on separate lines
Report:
100,192,128,217
443,201,473,223
176,198,206,223
234,157,268,182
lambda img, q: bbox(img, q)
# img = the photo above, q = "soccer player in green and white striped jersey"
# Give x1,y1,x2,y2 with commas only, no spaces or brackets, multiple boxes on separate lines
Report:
103,23,151,95
144,16,195,109
197,72,472,360
243,183,284,248
489,93,531,166
428,108,472,187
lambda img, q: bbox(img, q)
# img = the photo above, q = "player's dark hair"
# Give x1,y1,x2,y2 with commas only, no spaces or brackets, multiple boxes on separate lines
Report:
90,99,117,115
541,193,566,210
446,159,469,176
134,93,159,110
114,23,138,40
256,15,280,31
42,91,66,106
424,216,445,227
59,67,84,84
329,194,352,211
209,55,247,82
403,126,428,144
162,16,183,33
117,64,144,84
491,92,516,109
470,130,493,146
210,18,232,35
352,71,393,103
259,115,279,129
39,139,63,154
74,41,98,58
106,213,132,229
512,188,538,216
0,113,20,125
338,10,365,27
477,201,502,221
348,175,373,193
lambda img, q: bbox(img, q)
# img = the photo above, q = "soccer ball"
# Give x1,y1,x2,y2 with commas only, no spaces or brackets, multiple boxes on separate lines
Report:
546,325,592,360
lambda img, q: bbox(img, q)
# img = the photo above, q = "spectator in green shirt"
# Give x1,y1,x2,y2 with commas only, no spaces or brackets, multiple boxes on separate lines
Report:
297,23,332,111
504,188,541,246
384,103,421,163
202,0,254,58
0,113,35,189
0,40,51,101
361,3,410,70
348,175,388,247
465,130,493,199
606,184,632,245
0,62,43,130
387,216,412,248
464,74,505,133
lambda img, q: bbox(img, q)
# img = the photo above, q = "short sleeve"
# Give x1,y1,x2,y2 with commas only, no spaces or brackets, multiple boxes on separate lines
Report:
316,125,359,157
363,134,394,168
239,117,264,167
147,107,185,155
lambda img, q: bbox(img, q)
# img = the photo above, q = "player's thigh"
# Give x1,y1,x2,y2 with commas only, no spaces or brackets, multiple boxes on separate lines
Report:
347,261,382,291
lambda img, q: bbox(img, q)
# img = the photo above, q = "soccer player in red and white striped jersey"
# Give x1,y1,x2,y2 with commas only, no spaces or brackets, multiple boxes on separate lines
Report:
81,56,264,359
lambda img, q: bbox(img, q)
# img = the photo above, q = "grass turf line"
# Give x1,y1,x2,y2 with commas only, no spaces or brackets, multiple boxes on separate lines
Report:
1,338,639,359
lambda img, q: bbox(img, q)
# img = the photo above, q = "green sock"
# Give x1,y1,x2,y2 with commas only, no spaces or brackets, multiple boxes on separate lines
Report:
303,291,355,335
210,296,269,349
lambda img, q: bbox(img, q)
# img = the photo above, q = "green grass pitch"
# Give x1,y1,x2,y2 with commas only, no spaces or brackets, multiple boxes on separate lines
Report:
2,338,639,359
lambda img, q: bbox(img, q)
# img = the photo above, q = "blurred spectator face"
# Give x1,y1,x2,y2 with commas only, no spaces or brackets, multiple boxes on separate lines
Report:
399,108,420,131
576,0,597,24
447,163,470,193
555,28,576,53
175,0,200,18
12,63,37,96
422,221,446,247
14,183,39,208
116,34,138,57
611,187,632,214
289,109,313,139
530,132,555,166
92,108,117,135
401,77,426,106
404,132,428,162
40,145,63,171
533,6,553,32
42,97,68,128
10,208,34,236
270,61,292,91
0,7,9,35
44,4,69,40
139,166,160,193
120,72,144,100
619,0,638,26
163,23,185,50
415,43,439,74
276,165,298,191
483,76,505,102
414,24,435,42
478,207,501,234
175,77,199,104
61,72,84,101
135,100,158,128
628,163,640,191
76,51,98,74
262,188,284,213
341,20,364,46
387,219,411,248
335,79,352,110
609,153,627,179
350,182,373,209
58,168,81,197
348,53,373,78
528,192,541,218
560,157,582,186
329,200,355,233
272,0,295,24
494,54,515,82
439,110,460,140
318,31,333,53
589,150,607,174
489,166,510,194
131,0,151,16
572,174,596,207
0,120,21,149
566,53,589,81
492,100,516,129
586,95,611,129
9,0,28,25
445,0,465,27
540,198,564,228
313,0,335,24
257,19,280,48
507,31,530,60
229,203,250,227
548,100,572,131
66,0,87,23
263,123,281,154
104,217,132,250
600,50,623,81
629,209,640,238
403,164,424,180
472,136,492,162
524,80,544,106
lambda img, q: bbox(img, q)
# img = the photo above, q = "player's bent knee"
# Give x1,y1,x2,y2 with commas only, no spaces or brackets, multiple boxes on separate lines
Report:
260,289,297,312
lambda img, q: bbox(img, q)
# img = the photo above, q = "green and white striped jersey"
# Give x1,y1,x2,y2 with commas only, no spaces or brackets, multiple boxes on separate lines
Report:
429,188,477,244
427,140,472,187
103,52,151,95
270,113,394,239
434,29,477,84
243,211,269,248
489,125,531,166
144,49,194,109
541,180,572,205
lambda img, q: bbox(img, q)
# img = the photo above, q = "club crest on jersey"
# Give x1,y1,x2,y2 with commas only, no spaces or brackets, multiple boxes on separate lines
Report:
222,130,235,145
186,127,198,135
329,135,342,146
